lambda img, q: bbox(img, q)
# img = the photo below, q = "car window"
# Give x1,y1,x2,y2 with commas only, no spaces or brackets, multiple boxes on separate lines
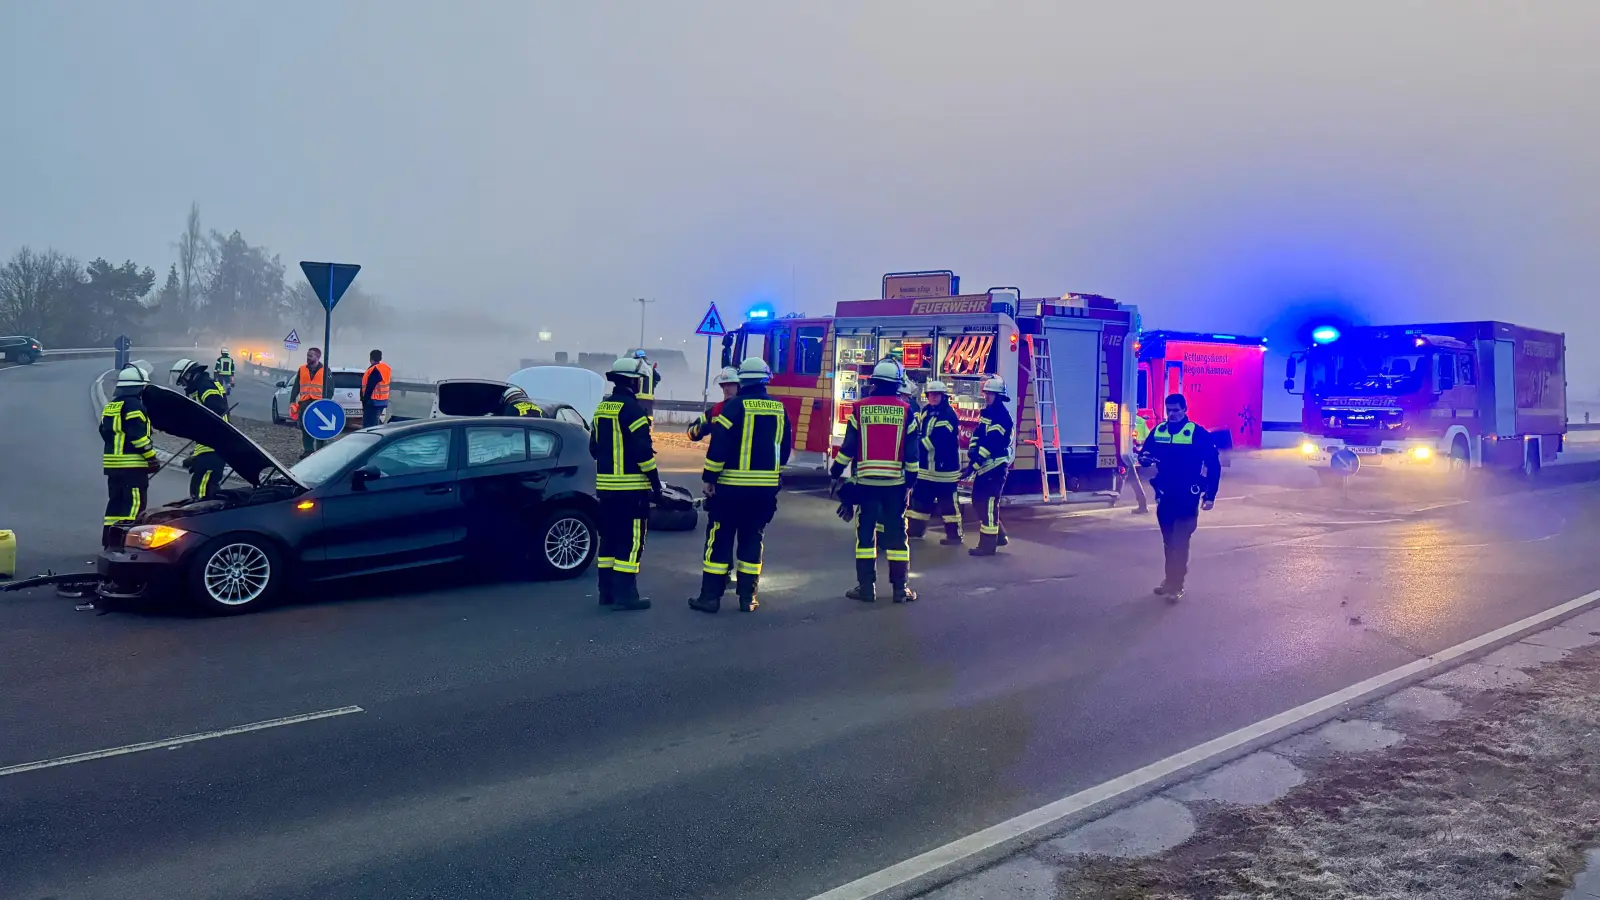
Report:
795,326,826,375
290,432,382,487
556,407,586,428
467,427,526,467
332,372,365,389
528,428,557,460
368,431,451,476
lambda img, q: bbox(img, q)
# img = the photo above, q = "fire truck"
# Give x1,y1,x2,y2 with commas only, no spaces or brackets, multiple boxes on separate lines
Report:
719,290,1140,504
1137,331,1268,451
1286,321,1567,477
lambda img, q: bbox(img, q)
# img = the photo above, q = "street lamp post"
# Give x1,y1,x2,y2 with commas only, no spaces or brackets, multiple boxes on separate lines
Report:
633,297,655,351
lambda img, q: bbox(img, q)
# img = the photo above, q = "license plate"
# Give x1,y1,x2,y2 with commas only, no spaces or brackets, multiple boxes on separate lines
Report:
1349,446,1379,455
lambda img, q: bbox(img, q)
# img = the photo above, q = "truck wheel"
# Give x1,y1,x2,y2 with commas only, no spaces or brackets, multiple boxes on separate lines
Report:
1523,442,1542,480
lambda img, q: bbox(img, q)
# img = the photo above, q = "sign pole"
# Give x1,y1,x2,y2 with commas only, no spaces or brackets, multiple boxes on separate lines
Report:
702,335,712,404
324,268,335,380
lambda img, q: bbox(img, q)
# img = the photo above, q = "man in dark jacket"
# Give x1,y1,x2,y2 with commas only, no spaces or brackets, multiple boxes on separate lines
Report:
1139,393,1221,601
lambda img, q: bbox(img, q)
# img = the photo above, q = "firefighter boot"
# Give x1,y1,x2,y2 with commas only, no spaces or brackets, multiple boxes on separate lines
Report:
941,519,963,546
597,567,614,606
906,517,927,540
846,558,877,602
968,532,999,557
688,572,724,614
610,573,651,611
889,560,917,603
997,524,1009,548
736,572,760,612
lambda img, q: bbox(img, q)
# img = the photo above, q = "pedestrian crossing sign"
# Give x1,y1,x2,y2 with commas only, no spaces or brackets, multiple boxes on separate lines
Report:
695,304,726,337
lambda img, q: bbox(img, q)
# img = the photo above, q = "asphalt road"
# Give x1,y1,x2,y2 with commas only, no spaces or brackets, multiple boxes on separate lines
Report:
5,357,1600,899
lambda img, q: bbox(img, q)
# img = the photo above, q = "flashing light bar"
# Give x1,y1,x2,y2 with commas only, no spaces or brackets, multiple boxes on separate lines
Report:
1311,326,1341,344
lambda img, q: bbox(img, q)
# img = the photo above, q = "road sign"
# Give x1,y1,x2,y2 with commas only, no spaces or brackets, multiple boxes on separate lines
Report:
283,329,300,350
695,303,726,337
114,335,132,352
299,262,361,311
1329,448,1360,477
301,399,346,441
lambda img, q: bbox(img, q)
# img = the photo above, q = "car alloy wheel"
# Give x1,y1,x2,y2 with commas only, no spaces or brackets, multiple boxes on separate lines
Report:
203,542,273,606
544,516,592,571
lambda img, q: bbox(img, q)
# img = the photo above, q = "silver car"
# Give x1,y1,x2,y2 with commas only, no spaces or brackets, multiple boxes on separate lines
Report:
271,367,368,426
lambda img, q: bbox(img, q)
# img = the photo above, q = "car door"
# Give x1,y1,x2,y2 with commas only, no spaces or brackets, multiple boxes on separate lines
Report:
314,427,466,578
459,424,564,563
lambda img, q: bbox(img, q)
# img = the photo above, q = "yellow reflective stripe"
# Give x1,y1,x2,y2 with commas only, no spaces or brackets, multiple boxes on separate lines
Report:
739,411,755,472
597,557,614,569
978,447,991,458
717,471,779,486
597,474,650,489
198,470,212,497
906,509,931,520
735,560,761,575
834,453,854,465
703,459,726,473
702,521,723,574
855,547,877,559
886,549,910,562
713,415,732,428
919,470,960,483
612,520,645,573
638,458,657,472
628,416,649,432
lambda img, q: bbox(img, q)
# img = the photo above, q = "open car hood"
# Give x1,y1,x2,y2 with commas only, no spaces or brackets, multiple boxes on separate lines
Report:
436,379,514,417
141,385,306,489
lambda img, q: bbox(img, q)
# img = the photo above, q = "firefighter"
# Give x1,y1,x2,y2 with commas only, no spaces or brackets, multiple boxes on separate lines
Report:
101,365,160,547
590,356,661,611
686,367,740,441
690,357,791,613
829,358,918,603
170,359,230,500
632,349,662,417
907,379,963,544
965,374,1013,557
290,347,327,458
1138,393,1221,601
214,347,235,395
499,386,543,417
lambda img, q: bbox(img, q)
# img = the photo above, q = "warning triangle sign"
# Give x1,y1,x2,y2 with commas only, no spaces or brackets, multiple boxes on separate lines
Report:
284,329,300,344
695,303,726,336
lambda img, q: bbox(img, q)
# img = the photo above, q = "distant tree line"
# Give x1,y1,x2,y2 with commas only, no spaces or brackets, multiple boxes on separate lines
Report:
0,202,386,347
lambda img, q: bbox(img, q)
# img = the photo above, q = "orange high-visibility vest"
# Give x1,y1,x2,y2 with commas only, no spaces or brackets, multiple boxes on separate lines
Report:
297,365,325,403
365,361,392,402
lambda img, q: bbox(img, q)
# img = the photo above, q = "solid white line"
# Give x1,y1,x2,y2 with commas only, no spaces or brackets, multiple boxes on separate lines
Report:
0,706,364,778
805,589,1600,900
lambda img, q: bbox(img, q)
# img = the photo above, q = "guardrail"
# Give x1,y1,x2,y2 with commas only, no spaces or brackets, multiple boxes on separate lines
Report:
34,346,198,362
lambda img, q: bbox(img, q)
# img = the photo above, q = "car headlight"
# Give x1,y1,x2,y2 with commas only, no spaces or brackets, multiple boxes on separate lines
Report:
1411,446,1432,460
124,524,188,550
1300,441,1318,456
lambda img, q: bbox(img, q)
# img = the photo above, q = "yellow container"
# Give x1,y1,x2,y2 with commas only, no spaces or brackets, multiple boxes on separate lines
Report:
0,530,14,579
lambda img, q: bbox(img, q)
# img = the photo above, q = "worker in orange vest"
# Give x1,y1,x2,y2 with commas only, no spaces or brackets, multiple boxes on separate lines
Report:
291,347,327,458
362,349,392,428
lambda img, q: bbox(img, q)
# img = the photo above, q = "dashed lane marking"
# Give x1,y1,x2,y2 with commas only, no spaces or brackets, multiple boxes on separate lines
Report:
0,706,365,779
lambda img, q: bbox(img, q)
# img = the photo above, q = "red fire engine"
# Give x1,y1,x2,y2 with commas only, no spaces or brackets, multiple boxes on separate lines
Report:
1136,331,1268,451
719,290,1141,503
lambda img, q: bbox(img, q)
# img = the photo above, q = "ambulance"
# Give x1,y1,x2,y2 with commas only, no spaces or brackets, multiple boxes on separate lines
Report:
720,288,1141,505
1136,331,1268,451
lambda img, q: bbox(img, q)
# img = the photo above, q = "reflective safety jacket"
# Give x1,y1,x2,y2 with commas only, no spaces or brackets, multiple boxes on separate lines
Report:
100,395,158,474
905,401,925,474
214,355,235,377
918,402,962,482
363,361,392,402
590,390,660,492
501,399,542,417
968,397,1014,476
1143,418,1221,502
686,399,727,442
637,365,661,402
831,393,917,487
187,379,230,457
703,386,792,488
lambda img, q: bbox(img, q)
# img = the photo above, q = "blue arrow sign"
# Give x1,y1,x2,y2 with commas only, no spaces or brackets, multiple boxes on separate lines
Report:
695,303,726,337
299,262,361,311
301,398,347,441
1329,448,1360,477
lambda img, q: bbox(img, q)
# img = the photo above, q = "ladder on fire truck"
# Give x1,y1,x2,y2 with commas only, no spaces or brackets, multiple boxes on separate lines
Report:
1026,335,1068,500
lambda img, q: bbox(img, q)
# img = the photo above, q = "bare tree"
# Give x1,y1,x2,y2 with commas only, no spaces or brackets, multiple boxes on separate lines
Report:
175,202,203,323
0,247,81,341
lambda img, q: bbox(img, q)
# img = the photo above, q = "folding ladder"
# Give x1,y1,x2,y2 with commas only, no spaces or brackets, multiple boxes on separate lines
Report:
1027,335,1067,500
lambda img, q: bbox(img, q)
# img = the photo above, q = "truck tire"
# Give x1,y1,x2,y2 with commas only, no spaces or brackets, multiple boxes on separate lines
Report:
1523,440,1542,480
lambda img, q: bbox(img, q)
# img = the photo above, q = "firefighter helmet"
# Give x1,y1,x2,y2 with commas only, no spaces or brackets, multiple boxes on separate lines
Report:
924,380,950,395
219,347,230,356
608,355,651,387
870,358,904,384
737,357,772,382
116,365,151,388
714,366,741,386
981,375,1009,398
899,375,920,398
502,385,530,404
170,358,206,386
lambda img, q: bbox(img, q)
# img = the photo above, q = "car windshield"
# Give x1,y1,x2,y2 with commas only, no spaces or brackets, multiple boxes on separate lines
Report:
1311,350,1428,395
288,433,381,486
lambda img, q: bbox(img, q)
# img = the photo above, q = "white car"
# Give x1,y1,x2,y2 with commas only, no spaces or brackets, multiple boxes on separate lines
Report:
271,367,367,426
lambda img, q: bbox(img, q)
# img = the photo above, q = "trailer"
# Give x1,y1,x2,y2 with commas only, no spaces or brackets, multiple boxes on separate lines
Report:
1286,321,1566,477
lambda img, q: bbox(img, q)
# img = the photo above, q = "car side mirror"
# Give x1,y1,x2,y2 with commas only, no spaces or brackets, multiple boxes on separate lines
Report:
275,380,287,389
1283,378,1295,392
352,464,382,488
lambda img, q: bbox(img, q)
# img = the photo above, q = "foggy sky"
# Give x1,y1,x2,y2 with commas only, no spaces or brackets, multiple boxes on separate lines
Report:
4,1,1598,406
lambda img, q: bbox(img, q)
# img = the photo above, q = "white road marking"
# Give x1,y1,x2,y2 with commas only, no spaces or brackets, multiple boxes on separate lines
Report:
0,706,364,779
1410,499,1471,513
804,589,1600,900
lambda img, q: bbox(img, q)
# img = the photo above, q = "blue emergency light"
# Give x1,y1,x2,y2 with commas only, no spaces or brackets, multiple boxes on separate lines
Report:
1311,326,1341,344
747,304,773,320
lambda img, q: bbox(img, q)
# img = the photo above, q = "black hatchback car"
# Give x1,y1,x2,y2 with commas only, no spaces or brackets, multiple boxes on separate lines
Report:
99,385,600,615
